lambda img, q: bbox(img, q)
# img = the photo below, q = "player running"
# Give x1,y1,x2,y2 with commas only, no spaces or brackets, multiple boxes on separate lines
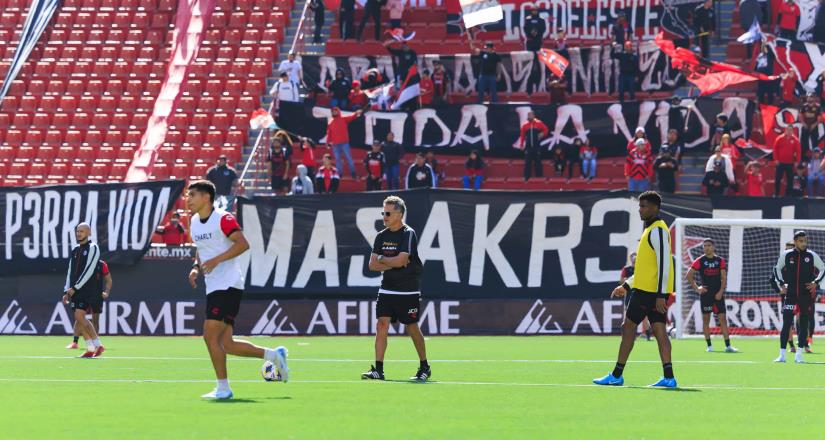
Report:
61,223,105,358
770,242,796,353
186,180,288,399
773,231,824,363
593,191,677,388
362,196,431,382
67,260,112,349
686,239,738,353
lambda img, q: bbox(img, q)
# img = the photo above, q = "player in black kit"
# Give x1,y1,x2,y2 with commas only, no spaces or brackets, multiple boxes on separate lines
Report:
361,196,431,382
686,239,737,353
773,231,825,363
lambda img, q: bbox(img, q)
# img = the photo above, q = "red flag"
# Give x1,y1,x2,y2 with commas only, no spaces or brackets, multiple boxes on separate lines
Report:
686,70,763,96
537,48,569,77
654,32,776,95
760,103,782,147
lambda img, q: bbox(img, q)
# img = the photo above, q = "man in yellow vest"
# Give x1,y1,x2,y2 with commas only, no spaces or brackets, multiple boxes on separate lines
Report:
593,191,678,388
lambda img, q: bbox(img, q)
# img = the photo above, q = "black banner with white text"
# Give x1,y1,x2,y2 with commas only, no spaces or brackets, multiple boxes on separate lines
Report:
236,190,825,299
0,181,186,275
277,97,752,158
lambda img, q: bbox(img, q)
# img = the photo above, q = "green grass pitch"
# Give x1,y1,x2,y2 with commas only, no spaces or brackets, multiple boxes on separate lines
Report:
1,336,823,439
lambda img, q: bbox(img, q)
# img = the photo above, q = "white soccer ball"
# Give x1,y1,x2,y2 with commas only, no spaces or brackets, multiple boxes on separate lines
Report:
261,360,281,382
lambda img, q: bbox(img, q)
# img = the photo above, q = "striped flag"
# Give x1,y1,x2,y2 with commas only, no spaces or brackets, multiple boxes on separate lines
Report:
391,65,420,110
459,0,504,28
0,0,61,108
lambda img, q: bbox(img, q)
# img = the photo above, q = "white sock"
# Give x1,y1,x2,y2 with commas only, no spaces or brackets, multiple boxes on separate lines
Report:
92,338,101,347
216,379,230,391
780,348,786,357
86,341,95,352
264,348,277,362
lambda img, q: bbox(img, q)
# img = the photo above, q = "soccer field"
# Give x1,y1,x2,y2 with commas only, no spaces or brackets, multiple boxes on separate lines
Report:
1,336,823,439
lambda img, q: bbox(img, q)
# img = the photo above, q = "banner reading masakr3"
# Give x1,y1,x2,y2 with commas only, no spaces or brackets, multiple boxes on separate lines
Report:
237,190,825,299
0,180,186,275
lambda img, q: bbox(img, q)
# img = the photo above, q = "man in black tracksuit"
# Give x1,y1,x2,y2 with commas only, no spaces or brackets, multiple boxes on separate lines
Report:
62,222,104,357
405,152,435,189
693,0,715,58
611,42,639,103
339,0,356,40
356,0,381,41
773,231,824,363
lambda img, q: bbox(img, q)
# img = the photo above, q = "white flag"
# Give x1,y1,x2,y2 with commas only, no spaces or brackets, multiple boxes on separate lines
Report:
736,20,762,44
460,0,504,28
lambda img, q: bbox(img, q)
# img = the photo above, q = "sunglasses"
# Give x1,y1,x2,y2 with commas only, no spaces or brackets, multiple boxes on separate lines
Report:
381,211,396,217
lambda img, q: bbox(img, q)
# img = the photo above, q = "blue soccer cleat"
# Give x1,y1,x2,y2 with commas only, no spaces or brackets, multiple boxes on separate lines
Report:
592,373,624,386
649,377,678,388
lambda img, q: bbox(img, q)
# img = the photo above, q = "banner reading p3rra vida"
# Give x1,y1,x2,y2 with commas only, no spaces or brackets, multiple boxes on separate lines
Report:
0,180,185,275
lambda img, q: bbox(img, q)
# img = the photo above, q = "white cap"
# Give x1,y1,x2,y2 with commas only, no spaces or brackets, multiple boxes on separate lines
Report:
635,127,645,134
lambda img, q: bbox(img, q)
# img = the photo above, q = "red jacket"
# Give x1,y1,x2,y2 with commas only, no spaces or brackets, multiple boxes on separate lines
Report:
326,113,358,144
746,171,765,196
519,120,549,148
778,2,799,30
625,148,653,179
348,90,368,108
773,133,801,164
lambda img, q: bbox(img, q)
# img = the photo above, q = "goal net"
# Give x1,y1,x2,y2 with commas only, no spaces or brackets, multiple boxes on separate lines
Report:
673,219,825,338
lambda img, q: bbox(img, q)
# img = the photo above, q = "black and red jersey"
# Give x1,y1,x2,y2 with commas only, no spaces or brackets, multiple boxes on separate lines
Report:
690,255,726,293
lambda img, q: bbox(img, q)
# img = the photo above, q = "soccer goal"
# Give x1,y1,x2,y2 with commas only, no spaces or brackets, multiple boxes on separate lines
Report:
673,218,825,339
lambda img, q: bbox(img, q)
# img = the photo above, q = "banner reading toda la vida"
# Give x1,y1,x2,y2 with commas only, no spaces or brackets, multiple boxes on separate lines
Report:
443,0,703,41
0,180,186,275
236,190,825,299
277,97,752,158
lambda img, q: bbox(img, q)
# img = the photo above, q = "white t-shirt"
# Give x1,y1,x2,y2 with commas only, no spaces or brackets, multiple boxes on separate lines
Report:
190,208,245,294
270,80,300,102
278,59,303,84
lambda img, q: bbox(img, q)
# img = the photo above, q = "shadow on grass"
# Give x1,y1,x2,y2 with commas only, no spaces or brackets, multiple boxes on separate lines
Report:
625,386,702,392
384,379,430,384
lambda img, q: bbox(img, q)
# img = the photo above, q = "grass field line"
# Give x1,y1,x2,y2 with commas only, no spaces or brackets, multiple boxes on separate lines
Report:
0,377,823,392
0,355,765,364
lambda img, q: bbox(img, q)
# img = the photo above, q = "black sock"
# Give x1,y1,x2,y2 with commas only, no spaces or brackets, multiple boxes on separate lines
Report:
73,336,79,343
724,338,731,348
612,362,625,378
705,338,712,347
663,362,674,379
420,359,429,369
375,361,383,373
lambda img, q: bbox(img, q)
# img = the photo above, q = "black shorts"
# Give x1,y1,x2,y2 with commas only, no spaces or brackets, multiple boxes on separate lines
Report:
205,288,243,326
699,293,726,315
625,290,667,325
271,175,286,190
70,293,102,314
376,293,420,325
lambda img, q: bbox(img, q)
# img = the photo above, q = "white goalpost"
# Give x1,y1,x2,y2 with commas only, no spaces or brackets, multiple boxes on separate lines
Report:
673,218,825,339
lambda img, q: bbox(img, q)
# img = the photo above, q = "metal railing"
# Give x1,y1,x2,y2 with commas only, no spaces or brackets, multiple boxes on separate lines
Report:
239,0,314,194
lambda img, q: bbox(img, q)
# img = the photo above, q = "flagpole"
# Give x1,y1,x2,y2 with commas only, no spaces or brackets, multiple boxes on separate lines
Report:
682,86,696,133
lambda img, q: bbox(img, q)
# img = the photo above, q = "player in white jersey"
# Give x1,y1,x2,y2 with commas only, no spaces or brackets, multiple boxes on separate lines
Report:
186,180,289,400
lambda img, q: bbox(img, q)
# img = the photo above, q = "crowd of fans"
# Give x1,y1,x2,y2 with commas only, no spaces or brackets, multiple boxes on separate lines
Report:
258,0,825,200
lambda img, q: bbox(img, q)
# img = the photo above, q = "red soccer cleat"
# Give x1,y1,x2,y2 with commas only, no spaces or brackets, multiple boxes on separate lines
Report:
79,350,95,358
66,342,78,349
93,345,105,358
804,347,813,354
